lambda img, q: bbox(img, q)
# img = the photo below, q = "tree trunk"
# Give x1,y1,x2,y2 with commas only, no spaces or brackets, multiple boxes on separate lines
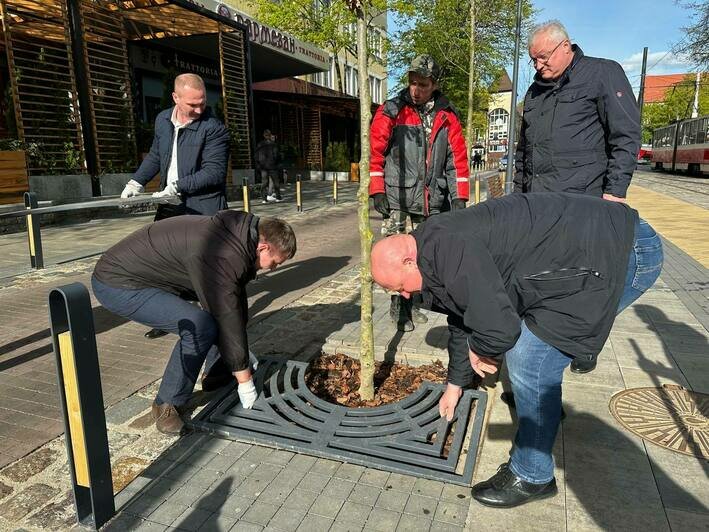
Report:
356,9,375,401
333,54,345,94
465,0,476,150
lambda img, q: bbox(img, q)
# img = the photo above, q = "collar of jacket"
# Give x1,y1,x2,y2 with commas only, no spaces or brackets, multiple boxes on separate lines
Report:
532,44,585,90
162,106,214,131
389,87,453,115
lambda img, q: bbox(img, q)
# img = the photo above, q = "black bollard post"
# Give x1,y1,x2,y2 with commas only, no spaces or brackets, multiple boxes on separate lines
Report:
24,192,44,269
49,283,114,530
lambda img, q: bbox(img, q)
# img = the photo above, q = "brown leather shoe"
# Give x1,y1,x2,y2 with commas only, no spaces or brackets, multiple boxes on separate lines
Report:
151,401,185,435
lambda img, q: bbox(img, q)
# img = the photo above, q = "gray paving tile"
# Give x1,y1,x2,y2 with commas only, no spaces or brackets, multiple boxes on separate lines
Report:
440,484,471,502
267,506,307,532
219,493,251,519
403,494,438,518
395,513,431,532
230,522,264,532
296,514,333,532
310,458,341,476
220,441,251,458
148,502,189,526
374,489,408,512
337,500,373,523
242,502,280,526
433,500,467,526
297,472,332,493
243,445,275,462
188,468,226,489
309,493,345,519
263,450,295,467
256,481,295,506
665,509,709,531
205,452,242,473
286,454,317,472
183,450,218,469
385,473,416,493
358,469,390,488
347,484,380,507
430,522,464,532
248,464,283,483
364,507,401,531
282,489,319,511
334,463,365,482
135,521,169,532
411,478,444,499
167,485,208,507
324,478,356,499
272,468,307,490
330,521,364,532
233,478,272,500
196,513,237,531
171,507,212,531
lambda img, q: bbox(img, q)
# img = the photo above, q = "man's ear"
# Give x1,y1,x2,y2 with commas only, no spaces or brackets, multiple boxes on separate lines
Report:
256,241,269,253
403,256,416,267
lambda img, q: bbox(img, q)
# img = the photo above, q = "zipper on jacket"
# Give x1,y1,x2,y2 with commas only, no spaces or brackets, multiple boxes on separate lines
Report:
524,267,603,281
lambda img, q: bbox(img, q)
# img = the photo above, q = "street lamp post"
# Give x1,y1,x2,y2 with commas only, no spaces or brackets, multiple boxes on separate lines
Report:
504,0,523,193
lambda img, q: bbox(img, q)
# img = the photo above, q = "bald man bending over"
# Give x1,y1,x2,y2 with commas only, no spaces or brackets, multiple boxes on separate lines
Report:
371,193,662,508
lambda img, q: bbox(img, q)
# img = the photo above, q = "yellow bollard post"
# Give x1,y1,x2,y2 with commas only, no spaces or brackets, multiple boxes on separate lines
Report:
296,174,302,212
475,172,480,204
333,175,338,205
242,178,250,213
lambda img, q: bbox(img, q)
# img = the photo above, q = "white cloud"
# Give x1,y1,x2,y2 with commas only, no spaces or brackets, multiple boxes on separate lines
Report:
621,50,692,77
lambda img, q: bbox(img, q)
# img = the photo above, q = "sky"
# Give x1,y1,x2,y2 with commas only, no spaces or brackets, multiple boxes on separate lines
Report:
387,0,698,98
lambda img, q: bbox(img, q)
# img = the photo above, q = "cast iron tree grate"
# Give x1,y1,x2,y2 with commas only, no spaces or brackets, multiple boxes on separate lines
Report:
189,357,487,486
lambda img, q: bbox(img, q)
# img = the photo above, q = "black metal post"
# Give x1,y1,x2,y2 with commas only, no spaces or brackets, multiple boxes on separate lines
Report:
638,47,648,134
66,0,100,195
504,0,523,194
49,283,114,530
24,192,43,269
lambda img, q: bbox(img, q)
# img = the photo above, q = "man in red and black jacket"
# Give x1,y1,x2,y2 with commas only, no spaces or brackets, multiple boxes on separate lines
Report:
369,54,470,332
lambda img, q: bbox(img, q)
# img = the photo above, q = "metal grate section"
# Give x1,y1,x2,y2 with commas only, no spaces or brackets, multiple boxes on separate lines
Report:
610,385,709,459
79,0,136,173
0,0,84,175
190,357,488,486
301,107,322,169
219,25,251,170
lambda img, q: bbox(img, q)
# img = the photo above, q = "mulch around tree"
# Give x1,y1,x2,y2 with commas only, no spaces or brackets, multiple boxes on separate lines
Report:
304,353,448,408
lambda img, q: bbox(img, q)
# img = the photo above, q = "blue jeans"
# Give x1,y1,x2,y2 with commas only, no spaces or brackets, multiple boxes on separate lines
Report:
92,277,221,406
505,218,663,483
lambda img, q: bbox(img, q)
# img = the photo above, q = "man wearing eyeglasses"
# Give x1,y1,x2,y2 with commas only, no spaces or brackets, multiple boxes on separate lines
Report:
514,20,640,374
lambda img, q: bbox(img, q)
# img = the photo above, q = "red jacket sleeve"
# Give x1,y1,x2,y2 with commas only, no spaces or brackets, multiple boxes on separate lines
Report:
369,105,395,196
446,111,470,201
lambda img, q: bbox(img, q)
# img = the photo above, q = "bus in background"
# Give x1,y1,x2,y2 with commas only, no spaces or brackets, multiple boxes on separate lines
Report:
652,115,709,176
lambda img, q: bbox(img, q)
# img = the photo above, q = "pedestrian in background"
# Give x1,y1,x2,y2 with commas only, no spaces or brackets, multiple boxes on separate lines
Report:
514,20,641,373
255,129,283,203
369,54,470,332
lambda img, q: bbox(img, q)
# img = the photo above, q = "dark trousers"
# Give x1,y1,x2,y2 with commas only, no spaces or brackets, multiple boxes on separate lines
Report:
91,277,221,406
260,169,281,199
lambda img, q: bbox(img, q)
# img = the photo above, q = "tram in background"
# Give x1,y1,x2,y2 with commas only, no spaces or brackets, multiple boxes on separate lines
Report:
652,115,709,175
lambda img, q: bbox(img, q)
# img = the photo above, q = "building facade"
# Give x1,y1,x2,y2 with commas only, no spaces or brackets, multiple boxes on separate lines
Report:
485,71,513,165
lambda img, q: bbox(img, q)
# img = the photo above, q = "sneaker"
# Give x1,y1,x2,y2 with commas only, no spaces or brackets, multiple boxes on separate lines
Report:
262,199,268,204
151,401,185,435
273,196,283,203
266,194,277,203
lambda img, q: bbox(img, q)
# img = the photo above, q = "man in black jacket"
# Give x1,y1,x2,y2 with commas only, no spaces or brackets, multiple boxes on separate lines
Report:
371,193,662,508
514,20,641,373
121,73,230,217
255,129,282,203
92,211,296,435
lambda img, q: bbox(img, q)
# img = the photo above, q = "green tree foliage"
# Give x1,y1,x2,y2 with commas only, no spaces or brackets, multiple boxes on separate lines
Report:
254,0,356,92
391,0,533,135
642,73,709,143
673,1,709,69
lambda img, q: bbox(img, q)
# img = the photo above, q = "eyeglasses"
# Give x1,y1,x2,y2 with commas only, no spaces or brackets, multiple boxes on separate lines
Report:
528,40,567,67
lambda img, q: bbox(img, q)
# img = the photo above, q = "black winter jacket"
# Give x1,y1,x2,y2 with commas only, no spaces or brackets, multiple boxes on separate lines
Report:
254,139,281,170
134,107,230,215
514,46,640,198
413,193,638,386
93,211,258,373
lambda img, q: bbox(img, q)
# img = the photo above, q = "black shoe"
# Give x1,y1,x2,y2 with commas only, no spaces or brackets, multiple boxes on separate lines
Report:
570,358,597,374
145,328,168,339
472,463,558,508
390,295,413,332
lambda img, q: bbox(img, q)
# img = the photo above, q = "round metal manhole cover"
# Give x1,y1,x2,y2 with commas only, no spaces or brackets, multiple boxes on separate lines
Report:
609,386,709,459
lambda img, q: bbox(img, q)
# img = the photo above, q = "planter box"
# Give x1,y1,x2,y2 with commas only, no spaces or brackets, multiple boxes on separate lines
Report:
29,174,93,202
324,171,349,182
99,173,133,196
0,150,29,205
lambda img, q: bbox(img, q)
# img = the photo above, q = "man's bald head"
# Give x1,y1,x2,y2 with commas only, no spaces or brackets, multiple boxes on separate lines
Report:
371,234,422,298
172,73,206,122
174,73,206,92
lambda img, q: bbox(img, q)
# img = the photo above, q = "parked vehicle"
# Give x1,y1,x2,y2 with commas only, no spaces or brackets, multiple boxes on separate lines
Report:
652,115,709,175
637,144,652,164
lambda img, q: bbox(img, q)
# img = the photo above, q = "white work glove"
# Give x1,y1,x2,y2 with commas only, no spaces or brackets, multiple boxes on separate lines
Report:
249,350,259,372
152,181,179,198
120,179,144,199
237,379,258,409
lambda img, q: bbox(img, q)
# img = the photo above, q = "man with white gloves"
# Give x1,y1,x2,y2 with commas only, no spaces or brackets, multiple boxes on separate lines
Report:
92,211,296,435
121,73,230,219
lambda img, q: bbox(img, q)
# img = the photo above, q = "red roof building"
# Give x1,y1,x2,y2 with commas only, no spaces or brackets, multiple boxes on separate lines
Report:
643,74,692,104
